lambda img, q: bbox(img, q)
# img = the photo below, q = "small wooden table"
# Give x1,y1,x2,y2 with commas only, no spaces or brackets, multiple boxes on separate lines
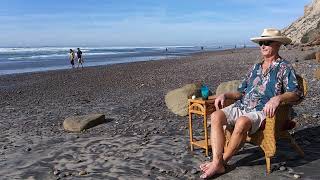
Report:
188,98,216,156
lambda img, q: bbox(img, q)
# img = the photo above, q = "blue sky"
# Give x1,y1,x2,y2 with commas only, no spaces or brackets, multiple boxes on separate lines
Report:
0,0,311,47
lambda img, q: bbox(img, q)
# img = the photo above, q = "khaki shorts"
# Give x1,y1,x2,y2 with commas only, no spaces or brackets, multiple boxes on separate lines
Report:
221,104,266,134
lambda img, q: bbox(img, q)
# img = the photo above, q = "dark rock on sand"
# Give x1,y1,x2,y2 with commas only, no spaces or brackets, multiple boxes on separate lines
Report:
165,83,201,116
78,170,87,176
215,80,241,95
63,114,105,132
303,52,316,60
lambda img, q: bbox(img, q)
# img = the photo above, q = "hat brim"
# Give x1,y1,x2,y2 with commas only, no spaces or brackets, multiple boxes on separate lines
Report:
250,36,292,45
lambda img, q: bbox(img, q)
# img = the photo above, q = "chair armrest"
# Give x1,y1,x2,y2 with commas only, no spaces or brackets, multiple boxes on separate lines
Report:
259,115,277,157
264,104,291,136
264,116,276,134
208,95,218,100
248,105,292,157
188,95,237,115
207,95,237,107
280,99,303,106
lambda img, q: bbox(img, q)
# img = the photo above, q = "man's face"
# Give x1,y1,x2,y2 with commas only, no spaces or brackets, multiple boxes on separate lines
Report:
259,41,281,57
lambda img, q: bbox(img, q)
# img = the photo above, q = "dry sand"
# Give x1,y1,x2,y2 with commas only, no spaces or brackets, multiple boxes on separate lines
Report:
0,48,319,179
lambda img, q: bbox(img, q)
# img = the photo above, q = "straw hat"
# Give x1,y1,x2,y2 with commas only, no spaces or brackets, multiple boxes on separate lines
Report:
250,28,292,45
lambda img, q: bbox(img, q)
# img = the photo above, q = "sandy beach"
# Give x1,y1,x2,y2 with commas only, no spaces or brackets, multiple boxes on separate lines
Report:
0,48,320,179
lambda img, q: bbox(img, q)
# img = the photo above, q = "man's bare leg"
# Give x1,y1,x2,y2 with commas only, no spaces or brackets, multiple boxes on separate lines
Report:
200,115,252,178
223,116,252,163
200,110,227,178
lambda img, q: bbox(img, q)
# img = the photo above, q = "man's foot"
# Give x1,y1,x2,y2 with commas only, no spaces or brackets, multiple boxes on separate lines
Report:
199,162,210,172
200,158,228,172
200,162,225,179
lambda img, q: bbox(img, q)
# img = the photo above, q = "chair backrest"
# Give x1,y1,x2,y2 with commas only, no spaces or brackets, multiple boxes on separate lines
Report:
296,74,307,97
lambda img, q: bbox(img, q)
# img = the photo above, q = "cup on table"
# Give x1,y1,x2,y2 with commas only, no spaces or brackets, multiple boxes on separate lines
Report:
201,85,209,100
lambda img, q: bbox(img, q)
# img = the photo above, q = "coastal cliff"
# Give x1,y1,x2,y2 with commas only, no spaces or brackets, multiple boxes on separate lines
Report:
283,0,320,45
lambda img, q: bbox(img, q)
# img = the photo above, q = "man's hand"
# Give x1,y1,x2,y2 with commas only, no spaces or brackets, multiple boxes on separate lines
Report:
263,96,281,117
215,94,226,110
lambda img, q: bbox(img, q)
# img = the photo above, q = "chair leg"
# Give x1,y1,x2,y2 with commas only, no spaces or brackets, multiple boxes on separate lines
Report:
224,129,231,153
282,131,304,157
265,157,271,174
188,112,194,152
288,134,304,157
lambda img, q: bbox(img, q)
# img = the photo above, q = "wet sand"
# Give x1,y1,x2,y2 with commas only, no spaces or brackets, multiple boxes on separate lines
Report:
0,48,319,179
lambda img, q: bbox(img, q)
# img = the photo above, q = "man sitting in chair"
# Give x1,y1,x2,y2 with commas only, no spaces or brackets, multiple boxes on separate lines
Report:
199,28,303,179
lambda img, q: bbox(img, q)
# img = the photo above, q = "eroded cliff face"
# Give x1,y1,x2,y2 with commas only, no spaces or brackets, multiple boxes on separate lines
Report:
283,0,320,45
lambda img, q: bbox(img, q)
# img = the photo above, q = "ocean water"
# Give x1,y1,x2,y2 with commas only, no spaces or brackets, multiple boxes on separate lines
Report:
0,45,227,75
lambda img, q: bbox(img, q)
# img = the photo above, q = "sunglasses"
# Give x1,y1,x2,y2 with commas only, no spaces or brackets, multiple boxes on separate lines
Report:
258,41,275,46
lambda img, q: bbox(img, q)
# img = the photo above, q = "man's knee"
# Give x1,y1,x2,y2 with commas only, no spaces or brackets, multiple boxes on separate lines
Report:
210,110,226,125
234,117,251,134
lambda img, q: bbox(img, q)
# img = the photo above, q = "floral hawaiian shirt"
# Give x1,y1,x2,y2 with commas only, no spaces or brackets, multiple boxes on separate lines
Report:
234,58,303,112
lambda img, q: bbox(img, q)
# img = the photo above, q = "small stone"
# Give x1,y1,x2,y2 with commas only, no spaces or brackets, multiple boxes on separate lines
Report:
287,167,294,173
293,174,301,178
79,170,87,176
26,147,31,152
59,173,67,178
312,114,318,118
303,140,311,146
302,114,308,119
190,168,199,174
53,170,60,176
159,168,166,173
279,166,286,171
182,169,188,174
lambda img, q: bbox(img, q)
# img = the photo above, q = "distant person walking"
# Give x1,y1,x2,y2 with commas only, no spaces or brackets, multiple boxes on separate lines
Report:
77,48,84,68
69,49,75,68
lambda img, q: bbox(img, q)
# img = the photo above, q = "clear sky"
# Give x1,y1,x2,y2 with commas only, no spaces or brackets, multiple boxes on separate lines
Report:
0,0,311,47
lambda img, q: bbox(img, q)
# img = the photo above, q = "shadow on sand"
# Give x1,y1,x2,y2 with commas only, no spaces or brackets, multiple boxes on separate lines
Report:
229,126,320,177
